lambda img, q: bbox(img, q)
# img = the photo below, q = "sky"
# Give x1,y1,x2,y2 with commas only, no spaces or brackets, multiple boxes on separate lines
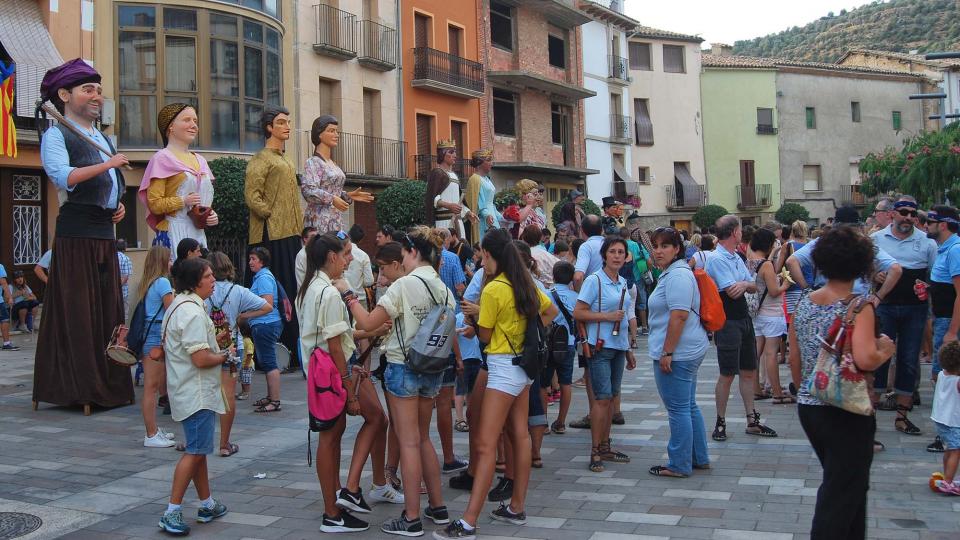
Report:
624,0,874,46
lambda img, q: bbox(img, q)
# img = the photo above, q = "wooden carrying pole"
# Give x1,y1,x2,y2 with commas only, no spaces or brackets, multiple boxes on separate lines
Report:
40,102,133,170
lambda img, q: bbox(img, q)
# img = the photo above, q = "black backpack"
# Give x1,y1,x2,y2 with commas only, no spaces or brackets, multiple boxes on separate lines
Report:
127,289,163,358
515,315,548,379
547,289,572,365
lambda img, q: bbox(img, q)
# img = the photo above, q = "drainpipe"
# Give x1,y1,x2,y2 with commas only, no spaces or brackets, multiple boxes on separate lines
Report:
396,0,405,179
292,0,303,167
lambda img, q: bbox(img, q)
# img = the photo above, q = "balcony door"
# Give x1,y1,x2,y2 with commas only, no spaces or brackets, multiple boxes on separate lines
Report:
416,113,433,179
414,13,430,49
740,160,756,206
448,25,463,85
451,120,466,161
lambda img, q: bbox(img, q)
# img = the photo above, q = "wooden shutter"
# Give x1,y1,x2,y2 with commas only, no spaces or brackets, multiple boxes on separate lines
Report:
634,99,654,145
414,13,429,49
448,25,461,56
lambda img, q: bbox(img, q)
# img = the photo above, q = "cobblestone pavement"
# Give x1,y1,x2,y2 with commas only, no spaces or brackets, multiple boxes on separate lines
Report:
1,330,958,540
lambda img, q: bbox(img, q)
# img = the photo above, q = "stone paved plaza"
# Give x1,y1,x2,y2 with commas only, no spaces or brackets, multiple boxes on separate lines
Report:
1,330,958,540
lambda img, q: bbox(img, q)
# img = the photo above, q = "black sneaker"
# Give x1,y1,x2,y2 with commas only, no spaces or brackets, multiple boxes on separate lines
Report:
381,511,424,537
442,457,468,475
1,343,20,351
449,471,474,491
487,476,513,502
490,503,527,525
432,520,476,540
335,488,372,514
423,505,450,525
321,511,369,533
928,436,945,453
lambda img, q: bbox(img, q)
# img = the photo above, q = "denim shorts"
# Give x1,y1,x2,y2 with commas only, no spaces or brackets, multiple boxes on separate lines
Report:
589,348,626,400
459,358,482,395
441,355,457,388
0,301,8,323
542,346,575,387
181,409,216,455
384,362,443,399
528,371,547,427
935,421,960,450
251,320,283,372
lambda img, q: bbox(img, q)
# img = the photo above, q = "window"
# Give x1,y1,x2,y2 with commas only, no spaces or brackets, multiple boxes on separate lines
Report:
893,110,902,131
116,4,282,151
448,25,463,56
492,88,516,136
756,108,774,134
633,98,653,145
628,42,650,70
490,1,513,51
637,166,650,184
552,103,572,164
414,13,430,49
803,165,822,192
851,101,861,123
805,107,816,129
548,34,565,68
663,45,685,73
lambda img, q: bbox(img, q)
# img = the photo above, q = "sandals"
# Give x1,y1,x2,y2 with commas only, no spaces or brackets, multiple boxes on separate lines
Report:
175,442,186,452
649,465,687,478
454,420,469,432
531,457,543,469
254,400,282,413
772,395,796,405
220,443,239,457
712,416,727,441
495,461,506,473
754,391,773,401
873,440,886,453
236,391,250,401
252,396,271,407
550,420,566,434
611,412,625,425
895,405,922,436
589,447,604,473
745,410,778,437
693,463,711,470
598,440,630,463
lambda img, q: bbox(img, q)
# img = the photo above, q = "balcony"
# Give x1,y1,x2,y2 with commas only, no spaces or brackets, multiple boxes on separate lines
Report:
610,114,632,143
411,47,484,99
358,19,397,71
331,132,407,180
532,0,591,28
578,0,637,29
736,184,773,210
412,154,469,182
608,55,629,83
840,185,874,207
313,4,357,59
613,179,640,199
756,124,778,135
666,184,706,211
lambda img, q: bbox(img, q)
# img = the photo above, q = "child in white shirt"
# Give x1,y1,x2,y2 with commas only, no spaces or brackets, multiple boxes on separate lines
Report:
932,340,960,495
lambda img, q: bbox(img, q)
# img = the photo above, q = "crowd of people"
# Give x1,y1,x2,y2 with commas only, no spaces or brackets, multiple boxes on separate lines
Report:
10,57,960,540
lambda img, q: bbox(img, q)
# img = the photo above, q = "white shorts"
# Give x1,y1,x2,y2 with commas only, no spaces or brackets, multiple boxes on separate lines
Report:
753,315,787,338
485,354,532,397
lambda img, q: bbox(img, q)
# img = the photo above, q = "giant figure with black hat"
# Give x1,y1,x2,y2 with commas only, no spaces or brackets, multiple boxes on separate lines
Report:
424,139,476,237
601,196,624,235
35,58,133,412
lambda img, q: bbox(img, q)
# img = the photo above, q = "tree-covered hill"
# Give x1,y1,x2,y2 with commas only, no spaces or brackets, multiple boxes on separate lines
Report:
732,0,960,62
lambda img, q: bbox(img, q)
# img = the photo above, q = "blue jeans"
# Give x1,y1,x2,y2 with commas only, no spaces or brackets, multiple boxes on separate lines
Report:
933,317,951,379
384,362,442,399
251,320,283,372
653,356,710,475
541,345,575,387
589,348,626,400
874,304,926,395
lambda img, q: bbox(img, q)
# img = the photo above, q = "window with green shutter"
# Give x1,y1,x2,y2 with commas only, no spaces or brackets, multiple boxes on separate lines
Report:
805,107,816,129
892,111,902,131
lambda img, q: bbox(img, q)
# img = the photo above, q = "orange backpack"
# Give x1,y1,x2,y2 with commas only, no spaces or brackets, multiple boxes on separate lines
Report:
693,268,726,332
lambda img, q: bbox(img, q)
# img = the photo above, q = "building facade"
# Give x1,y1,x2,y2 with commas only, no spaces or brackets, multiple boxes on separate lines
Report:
479,0,596,223
701,48,781,226
578,0,638,213
625,26,705,232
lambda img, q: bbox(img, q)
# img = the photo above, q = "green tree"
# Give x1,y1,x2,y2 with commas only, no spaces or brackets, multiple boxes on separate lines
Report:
375,180,427,230
774,202,810,225
207,157,250,241
692,204,729,230
859,123,960,206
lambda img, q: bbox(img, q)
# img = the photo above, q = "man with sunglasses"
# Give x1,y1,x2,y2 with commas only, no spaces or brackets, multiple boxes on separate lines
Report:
869,197,896,235
870,197,937,437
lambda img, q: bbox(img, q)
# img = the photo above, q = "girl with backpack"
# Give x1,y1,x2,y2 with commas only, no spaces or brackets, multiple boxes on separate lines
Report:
436,229,558,540
138,245,176,449
337,227,455,537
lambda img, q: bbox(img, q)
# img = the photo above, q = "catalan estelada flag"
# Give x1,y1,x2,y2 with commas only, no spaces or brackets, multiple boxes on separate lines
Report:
0,60,16,158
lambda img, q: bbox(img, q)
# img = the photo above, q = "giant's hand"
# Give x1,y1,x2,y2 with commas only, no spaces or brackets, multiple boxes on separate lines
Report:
206,210,219,226
332,196,350,212
348,188,374,203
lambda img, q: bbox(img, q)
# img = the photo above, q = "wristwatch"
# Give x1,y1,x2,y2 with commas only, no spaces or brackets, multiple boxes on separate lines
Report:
661,352,673,357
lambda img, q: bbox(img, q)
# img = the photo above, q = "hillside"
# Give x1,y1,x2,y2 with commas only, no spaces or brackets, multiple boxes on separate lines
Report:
732,0,960,63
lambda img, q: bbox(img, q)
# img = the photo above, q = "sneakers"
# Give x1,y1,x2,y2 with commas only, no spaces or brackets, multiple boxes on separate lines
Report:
144,431,176,448
433,520,476,540
336,487,372,513
368,483,405,505
928,436,946,453
1,343,20,351
490,503,527,525
197,499,228,523
569,415,591,429
487,476,514,502
159,509,190,535
423,505,450,525
442,456,469,475
640,327,650,336
321,511,370,533
934,479,960,496
449,471,474,491
381,510,424,537
158,427,176,440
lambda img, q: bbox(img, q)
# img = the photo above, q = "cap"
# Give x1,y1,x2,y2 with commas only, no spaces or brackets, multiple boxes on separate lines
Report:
602,196,622,208
834,205,861,225
40,58,101,103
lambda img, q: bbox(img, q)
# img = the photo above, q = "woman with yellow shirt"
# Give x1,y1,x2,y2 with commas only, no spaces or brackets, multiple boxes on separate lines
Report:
437,228,558,540
138,103,218,253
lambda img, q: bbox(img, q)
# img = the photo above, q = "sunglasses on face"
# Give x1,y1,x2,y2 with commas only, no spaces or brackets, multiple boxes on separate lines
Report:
897,209,917,217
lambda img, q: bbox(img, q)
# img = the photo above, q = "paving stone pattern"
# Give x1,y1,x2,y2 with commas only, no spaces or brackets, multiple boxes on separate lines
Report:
0,330,958,539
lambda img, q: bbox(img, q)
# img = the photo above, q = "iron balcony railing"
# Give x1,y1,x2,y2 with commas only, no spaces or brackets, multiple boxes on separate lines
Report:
331,132,407,179
840,185,873,207
665,184,706,211
358,19,397,70
412,154,468,182
412,47,484,95
608,55,629,81
736,184,773,209
313,4,357,58
610,114,632,141
756,124,778,135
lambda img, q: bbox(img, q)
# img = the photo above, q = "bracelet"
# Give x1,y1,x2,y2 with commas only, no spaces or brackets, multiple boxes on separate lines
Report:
346,298,359,309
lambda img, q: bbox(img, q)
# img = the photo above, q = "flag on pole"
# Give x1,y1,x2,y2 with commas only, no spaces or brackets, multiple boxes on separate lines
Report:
0,60,17,158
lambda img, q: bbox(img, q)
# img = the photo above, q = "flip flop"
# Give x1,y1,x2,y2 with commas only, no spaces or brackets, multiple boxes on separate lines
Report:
220,443,239,457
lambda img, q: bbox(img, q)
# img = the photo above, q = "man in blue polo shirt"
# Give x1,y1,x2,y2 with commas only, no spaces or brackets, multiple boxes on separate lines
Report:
869,197,936,437
574,215,606,290
924,205,960,452
705,215,776,441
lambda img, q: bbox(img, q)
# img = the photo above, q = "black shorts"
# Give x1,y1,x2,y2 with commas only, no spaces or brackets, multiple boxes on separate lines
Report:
714,317,757,376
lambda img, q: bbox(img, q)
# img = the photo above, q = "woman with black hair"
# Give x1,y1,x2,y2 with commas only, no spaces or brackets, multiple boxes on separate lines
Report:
170,237,201,278
247,246,283,413
647,228,710,478
574,236,638,474
436,229,558,540
336,226,454,537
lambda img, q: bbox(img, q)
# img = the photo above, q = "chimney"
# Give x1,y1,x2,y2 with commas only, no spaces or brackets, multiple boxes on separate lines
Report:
711,43,733,56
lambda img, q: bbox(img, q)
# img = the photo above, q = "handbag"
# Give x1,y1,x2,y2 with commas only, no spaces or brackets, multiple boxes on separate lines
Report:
805,294,875,416
188,205,212,229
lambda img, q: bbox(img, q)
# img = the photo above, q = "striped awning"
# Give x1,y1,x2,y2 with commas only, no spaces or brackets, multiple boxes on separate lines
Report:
0,0,64,117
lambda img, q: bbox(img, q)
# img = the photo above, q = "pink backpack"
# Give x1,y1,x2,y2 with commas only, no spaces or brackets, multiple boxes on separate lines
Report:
305,286,347,464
